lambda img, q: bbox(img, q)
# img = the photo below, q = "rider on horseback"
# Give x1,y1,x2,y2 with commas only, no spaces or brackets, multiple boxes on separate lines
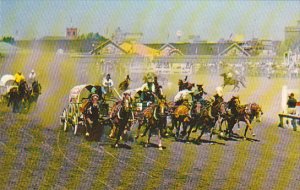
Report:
28,69,36,84
140,87,155,103
192,84,207,103
14,72,25,85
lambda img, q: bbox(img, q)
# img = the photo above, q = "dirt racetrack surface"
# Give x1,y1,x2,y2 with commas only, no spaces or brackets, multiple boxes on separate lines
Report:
0,51,299,190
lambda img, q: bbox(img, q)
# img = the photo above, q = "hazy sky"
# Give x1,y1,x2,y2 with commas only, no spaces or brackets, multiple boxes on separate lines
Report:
1,0,300,42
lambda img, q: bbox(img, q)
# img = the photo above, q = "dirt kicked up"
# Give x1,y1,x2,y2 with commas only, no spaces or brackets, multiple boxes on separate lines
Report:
0,51,299,190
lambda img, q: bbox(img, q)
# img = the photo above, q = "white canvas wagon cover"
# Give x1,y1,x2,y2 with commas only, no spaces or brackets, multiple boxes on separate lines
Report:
68,84,102,103
0,74,15,86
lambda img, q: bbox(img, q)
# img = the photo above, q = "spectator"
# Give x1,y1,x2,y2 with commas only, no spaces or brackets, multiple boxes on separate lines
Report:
287,93,297,114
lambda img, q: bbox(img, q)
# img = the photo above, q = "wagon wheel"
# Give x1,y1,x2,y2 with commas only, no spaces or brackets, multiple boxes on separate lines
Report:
72,114,79,135
60,108,68,132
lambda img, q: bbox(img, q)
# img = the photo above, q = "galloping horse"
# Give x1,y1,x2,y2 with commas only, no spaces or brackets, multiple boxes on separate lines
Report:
226,96,263,139
18,80,31,110
236,103,263,139
31,80,42,101
110,94,134,148
211,97,229,136
221,73,246,91
7,87,21,113
171,101,191,140
189,100,215,143
140,100,168,150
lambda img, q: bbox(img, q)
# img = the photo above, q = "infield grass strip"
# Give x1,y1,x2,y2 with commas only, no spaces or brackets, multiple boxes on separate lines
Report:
90,147,120,190
0,116,26,189
220,78,280,189
172,143,198,189
191,76,263,189
38,55,78,189
64,140,94,189
195,145,225,189
114,142,147,190
244,80,285,189
274,131,300,190
142,141,173,190
12,52,54,189
38,128,69,189
13,122,45,189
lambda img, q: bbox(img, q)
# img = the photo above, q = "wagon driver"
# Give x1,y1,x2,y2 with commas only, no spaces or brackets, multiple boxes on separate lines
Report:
102,74,114,94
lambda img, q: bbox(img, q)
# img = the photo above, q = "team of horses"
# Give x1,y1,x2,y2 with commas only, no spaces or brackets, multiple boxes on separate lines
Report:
79,75,263,150
6,80,41,113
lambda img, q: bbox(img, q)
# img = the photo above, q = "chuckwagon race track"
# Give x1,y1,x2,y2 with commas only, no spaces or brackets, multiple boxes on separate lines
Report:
0,51,299,190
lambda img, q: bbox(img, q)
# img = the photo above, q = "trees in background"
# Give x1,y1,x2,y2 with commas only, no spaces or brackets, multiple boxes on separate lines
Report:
77,32,107,41
1,36,15,44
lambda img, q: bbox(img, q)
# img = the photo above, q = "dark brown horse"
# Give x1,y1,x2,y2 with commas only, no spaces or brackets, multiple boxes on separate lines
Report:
188,100,215,143
109,94,134,148
7,87,22,113
18,80,31,110
226,96,263,139
31,80,42,101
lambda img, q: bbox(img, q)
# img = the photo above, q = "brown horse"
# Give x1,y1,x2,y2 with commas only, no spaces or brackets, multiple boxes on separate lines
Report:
171,101,191,140
187,100,216,143
226,96,263,139
109,94,134,147
18,80,31,111
237,103,263,138
135,98,169,135
142,101,167,150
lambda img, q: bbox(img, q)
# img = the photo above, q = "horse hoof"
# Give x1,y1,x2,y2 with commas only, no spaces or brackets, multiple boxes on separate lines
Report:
252,133,256,137
115,144,119,148
85,132,90,136
135,135,139,139
159,146,163,150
